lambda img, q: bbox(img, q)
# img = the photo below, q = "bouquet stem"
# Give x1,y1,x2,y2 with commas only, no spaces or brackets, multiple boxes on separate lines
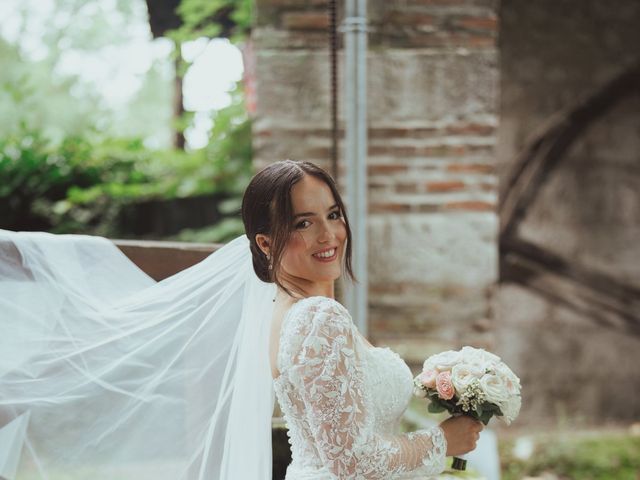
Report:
451,455,467,470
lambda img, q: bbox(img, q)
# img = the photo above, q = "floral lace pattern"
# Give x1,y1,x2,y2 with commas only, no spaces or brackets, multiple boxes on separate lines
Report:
273,296,447,480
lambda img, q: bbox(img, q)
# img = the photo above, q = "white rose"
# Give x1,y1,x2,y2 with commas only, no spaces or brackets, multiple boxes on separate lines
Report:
451,363,484,393
423,350,462,372
494,363,521,395
479,373,509,404
501,395,522,424
461,346,501,367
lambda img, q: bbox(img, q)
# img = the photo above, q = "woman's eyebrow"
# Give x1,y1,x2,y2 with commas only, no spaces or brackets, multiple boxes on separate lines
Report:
293,204,339,219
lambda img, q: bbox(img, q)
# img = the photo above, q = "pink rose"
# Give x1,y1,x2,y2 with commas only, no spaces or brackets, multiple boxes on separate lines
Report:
436,371,455,400
418,369,438,389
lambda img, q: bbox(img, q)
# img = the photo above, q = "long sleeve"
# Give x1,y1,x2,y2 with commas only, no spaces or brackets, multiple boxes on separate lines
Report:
287,298,447,479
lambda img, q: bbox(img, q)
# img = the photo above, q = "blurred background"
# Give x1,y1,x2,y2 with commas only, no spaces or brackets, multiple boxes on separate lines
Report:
0,0,251,243
1,0,639,478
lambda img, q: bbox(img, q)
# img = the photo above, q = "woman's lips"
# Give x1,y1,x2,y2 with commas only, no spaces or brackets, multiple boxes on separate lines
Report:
312,248,338,263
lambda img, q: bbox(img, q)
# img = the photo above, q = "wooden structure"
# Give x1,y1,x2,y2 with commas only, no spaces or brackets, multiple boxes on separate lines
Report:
499,62,640,337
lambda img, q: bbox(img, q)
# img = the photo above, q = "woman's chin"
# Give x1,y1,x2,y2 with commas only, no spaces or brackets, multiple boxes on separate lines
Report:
311,270,342,283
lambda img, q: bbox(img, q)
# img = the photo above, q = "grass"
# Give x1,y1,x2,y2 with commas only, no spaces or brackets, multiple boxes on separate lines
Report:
499,429,640,480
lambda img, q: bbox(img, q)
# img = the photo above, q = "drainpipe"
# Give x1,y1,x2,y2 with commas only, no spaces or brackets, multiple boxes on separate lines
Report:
342,0,368,337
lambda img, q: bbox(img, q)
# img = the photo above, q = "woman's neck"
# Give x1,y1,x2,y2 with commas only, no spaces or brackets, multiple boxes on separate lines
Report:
275,281,334,304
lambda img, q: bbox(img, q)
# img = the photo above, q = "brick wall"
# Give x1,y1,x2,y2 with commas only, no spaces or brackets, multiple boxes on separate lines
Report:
251,0,499,364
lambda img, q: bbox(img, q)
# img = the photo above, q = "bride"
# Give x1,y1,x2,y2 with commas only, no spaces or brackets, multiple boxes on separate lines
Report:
0,159,481,479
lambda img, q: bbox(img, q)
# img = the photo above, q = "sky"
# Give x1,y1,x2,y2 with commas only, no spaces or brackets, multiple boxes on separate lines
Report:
0,0,244,149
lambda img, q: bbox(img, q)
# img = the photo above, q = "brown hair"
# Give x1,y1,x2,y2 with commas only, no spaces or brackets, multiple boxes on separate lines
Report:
241,159,356,297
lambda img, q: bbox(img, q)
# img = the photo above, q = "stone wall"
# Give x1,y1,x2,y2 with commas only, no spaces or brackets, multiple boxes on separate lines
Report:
252,0,500,364
496,0,640,426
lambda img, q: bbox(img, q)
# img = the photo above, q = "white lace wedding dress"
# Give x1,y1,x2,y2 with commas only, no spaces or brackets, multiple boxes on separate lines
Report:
273,296,448,480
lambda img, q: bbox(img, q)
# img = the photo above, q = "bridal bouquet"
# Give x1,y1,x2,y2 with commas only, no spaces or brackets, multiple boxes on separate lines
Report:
413,346,522,471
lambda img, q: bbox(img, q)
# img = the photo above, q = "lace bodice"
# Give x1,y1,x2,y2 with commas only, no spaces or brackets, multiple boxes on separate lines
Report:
273,296,447,480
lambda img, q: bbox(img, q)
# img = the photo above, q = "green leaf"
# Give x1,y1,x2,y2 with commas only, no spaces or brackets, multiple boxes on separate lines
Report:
479,410,493,425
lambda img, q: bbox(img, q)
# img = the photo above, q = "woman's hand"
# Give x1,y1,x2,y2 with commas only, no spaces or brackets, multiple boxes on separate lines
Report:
438,415,484,456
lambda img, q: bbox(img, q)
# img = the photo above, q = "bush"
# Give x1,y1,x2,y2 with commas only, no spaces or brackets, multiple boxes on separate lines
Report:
0,90,252,238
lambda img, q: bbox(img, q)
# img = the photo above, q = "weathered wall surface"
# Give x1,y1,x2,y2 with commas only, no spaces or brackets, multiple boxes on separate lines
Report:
252,0,500,363
497,0,640,426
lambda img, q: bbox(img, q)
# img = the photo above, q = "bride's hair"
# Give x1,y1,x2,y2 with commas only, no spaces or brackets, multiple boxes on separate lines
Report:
241,159,356,296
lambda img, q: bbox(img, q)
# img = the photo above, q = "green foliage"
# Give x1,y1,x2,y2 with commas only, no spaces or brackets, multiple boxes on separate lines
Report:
0,130,148,234
169,0,253,44
500,432,640,480
0,1,254,239
0,3,173,146
170,217,245,244
0,86,252,237
425,391,500,426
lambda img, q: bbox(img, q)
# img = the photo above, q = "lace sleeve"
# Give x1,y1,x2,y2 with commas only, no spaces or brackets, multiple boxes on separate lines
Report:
287,298,447,479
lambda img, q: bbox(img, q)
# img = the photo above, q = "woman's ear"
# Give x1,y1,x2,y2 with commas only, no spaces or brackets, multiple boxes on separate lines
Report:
255,234,271,257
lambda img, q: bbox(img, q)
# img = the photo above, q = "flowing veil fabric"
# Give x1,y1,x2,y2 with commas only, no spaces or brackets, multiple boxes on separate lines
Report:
0,229,276,480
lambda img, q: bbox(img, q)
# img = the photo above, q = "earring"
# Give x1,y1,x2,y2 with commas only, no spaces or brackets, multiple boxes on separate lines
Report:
266,253,272,270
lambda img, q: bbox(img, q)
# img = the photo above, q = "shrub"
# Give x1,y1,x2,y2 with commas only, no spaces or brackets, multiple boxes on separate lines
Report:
0,91,252,238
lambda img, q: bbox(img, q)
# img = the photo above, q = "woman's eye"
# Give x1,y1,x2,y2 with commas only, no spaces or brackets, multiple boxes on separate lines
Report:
329,210,342,219
295,220,310,229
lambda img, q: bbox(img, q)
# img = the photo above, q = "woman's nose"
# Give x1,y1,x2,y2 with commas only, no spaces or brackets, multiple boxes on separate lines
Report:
318,222,337,242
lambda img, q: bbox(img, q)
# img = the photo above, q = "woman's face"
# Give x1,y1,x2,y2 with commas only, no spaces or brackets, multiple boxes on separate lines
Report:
279,174,347,292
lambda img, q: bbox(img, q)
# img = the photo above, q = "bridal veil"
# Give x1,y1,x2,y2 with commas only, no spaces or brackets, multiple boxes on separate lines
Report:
0,229,276,479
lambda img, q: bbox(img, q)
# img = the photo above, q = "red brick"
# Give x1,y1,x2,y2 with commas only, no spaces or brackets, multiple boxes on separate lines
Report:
467,35,496,47
369,145,419,156
445,123,495,136
456,16,498,31
406,32,496,48
424,145,468,156
282,12,329,30
368,164,409,175
369,127,439,139
409,0,472,5
446,163,494,174
370,144,472,157
370,128,412,139
395,183,418,193
426,180,467,192
369,202,412,213
443,200,494,211
418,204,441,213
304,146,331,158
386,11,436,27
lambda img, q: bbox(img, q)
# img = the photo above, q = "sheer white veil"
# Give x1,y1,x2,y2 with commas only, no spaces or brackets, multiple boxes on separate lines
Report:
0,229,276,480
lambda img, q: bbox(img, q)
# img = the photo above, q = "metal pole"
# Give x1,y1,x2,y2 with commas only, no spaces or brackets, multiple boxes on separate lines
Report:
342,0,368,337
